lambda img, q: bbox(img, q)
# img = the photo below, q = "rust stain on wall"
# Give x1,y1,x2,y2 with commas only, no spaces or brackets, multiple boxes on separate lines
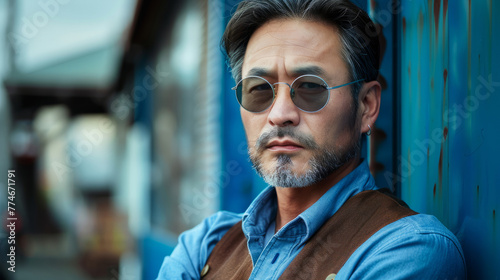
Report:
438,146,443,189
434,0,441,40
418,12,424,42
443,69,448,109
402,17,407,36
369,125,387,175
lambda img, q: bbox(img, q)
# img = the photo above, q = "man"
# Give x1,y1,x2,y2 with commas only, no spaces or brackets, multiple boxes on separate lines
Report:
157,0,466,279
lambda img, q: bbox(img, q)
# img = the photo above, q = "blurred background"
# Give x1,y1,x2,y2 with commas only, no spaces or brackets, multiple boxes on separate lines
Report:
0,0,498,279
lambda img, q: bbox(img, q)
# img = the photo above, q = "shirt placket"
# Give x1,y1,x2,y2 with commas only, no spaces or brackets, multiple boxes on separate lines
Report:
248,225,306,279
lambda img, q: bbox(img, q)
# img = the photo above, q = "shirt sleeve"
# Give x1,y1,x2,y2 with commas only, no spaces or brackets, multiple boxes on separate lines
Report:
338,214,467,280
156,211,242,280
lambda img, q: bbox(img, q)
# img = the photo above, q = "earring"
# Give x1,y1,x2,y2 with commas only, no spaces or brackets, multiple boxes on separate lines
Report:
366,124,372,136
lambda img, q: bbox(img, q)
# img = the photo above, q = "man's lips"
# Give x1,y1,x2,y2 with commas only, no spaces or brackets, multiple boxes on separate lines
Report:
266,139,304,152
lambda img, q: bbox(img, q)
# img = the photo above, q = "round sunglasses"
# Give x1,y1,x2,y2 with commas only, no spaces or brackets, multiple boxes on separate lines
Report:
232,74,364,113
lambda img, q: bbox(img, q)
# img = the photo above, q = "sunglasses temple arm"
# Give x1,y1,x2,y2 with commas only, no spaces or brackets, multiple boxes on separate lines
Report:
326,79,364,90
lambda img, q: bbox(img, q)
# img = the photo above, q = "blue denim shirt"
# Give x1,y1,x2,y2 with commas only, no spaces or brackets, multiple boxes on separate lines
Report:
157,161,466,279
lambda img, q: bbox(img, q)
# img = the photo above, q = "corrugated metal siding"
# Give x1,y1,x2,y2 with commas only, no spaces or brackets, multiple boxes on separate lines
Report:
398,0,499,278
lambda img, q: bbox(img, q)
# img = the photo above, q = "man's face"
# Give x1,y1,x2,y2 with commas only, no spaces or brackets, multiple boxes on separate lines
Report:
241,19,362,188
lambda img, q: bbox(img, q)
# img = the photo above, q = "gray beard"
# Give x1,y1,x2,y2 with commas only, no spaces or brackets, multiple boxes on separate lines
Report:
249,127,360,188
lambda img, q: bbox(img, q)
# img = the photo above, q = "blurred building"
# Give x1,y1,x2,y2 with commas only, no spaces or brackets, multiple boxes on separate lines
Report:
1,0,139,279
0,0,499,279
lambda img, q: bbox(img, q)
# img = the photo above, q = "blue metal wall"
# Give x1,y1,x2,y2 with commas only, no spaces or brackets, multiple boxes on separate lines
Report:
397,0,499,278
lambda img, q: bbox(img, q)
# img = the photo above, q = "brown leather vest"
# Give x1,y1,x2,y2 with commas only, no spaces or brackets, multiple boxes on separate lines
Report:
200,189,417,280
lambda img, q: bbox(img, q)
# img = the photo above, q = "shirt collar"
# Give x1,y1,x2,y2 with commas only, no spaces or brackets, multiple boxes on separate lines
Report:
298,159,378,239
242,185,278,238
242,159,378,240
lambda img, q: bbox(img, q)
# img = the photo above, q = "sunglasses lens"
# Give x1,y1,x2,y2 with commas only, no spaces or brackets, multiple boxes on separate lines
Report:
235,75,330,113
291,75,329,112
236,76,274,112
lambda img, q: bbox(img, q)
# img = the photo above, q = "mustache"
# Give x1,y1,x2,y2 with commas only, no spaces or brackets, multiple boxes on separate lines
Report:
255,127,318,151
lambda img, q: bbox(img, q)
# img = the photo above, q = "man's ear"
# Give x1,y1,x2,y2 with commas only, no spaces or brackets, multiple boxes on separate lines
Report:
358,80,381,134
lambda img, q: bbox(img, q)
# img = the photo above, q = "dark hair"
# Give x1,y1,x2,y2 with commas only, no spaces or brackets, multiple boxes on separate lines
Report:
221,0,380,100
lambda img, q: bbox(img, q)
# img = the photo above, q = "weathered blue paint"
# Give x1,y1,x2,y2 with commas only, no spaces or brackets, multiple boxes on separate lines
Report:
400,0,449,220
399,0,500,278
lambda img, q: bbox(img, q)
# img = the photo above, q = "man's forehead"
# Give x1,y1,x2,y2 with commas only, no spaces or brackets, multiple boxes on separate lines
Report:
246,19,339,49
240,19,345,80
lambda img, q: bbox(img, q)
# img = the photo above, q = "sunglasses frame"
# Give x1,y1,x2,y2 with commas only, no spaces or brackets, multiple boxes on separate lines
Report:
232,74,364,113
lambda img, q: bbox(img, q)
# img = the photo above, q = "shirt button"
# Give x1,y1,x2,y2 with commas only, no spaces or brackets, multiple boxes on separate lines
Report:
325,273,336,280
200,264,210,277
271,253,280,264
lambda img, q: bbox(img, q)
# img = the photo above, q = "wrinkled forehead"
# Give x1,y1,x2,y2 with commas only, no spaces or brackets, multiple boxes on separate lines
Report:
241,19,349,82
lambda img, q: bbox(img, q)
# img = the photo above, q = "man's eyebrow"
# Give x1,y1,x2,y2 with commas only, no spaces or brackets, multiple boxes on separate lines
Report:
245,65,326,78
246,67,272,77
290,66,326,77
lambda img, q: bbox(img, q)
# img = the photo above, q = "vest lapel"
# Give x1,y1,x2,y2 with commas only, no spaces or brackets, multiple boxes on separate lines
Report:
201,220,253,280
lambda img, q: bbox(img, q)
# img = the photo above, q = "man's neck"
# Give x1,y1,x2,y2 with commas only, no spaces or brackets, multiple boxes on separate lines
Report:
274,157,361,232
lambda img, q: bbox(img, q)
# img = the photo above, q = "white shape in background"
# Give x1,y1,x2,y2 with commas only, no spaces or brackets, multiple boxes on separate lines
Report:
169,8,203,88
67,115,117,190
120,123,151,237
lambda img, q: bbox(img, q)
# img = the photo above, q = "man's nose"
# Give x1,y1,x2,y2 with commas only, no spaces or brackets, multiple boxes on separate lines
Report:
267,84,300,127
